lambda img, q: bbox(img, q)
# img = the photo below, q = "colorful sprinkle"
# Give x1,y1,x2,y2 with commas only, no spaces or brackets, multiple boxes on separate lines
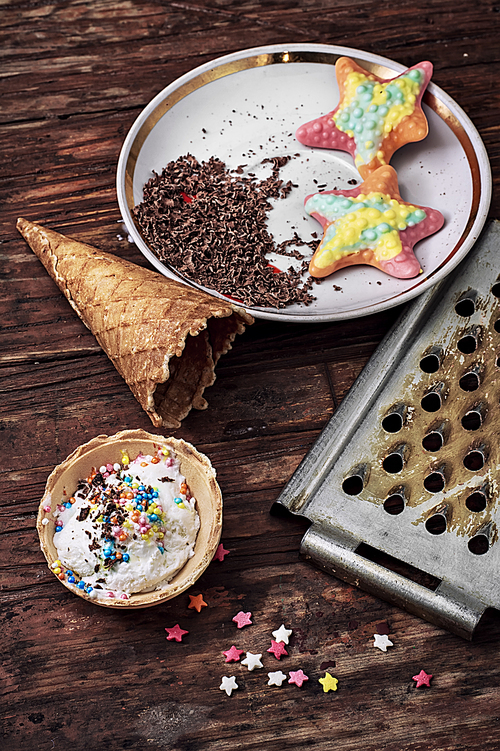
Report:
267,670,287,687
188,594,208,613
213,543,229,562
219,675,238,696
267,640,288,660
288,669,309,688
165,624,189,642
223,646,244,663
412,670,433,688
241,652,263,671
232,611,252,629
319,672,339,693
272,624,292,645
373,634,394,652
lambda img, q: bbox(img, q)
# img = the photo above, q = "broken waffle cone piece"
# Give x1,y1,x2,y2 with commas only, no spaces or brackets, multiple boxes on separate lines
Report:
17,218,253,428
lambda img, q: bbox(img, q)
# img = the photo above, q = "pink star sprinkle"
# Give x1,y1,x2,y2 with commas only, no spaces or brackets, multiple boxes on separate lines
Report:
214,543,229,562
267,640,288,660
412,670,433,688
165,624,189,642
223,645,244,663
232,611,252,629
288,669,309,687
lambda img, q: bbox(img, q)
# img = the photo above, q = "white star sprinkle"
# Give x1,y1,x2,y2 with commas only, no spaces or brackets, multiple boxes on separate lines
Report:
373,634,394,652
267,670,287,687
241,652,263,671
219,675,239,696
272,624,293,644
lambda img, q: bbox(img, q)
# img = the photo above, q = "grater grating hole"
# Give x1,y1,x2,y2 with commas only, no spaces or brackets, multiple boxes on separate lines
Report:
463,447,486,472
422,430,444,452
382,444,408,474
382,413,403,432
342,476,363,495
423,470,445,493
466,490,487,512
461,406,484,431
494,319,500,333
383,492,405,515
425,514,447,535
459,371,480,391
492,281,500,297
421,391,442,412
419,349,442,373
457,332,478,354
454,296,476,317
468,534,489,555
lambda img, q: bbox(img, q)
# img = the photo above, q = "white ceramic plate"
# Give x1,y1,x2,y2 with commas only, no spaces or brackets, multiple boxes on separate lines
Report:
117,43,492,322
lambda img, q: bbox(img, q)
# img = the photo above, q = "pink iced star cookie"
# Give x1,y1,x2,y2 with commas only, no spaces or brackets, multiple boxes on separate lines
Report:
232,611,252,628
267,640,288,660
223,645,244,663
288,669,309,687
412,670,433,688
305,165,444,280
165,624,188,642
296,56,433,178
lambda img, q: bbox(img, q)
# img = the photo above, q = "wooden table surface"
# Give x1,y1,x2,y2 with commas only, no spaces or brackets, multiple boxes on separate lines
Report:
2,2,500,750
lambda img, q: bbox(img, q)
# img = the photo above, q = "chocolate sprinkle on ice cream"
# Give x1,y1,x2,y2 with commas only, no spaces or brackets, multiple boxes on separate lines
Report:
132,154,318,308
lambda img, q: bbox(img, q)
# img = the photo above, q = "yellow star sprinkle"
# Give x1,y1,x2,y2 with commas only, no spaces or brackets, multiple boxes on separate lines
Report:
319,672,339,693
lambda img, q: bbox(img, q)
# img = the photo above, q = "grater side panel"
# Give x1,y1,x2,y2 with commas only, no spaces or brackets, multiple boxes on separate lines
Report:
277,221,500,635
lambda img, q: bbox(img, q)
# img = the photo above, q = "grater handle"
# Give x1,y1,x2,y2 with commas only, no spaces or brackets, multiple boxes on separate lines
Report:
301,525,487,640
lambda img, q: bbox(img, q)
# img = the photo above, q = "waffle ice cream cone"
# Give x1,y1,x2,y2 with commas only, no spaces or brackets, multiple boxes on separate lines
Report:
17,218,253,428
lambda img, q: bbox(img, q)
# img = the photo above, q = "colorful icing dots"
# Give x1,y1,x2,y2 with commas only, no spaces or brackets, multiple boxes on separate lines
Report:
305,165,444,279
296,56,433,178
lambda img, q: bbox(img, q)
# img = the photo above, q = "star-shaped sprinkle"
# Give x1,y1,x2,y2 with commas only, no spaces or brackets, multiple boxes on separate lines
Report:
288,669,309,687
232,611,252,628
373,634,394,652
267,670,287,687
213,543,229,562
319,672,339,693
267,640,288,660
272,624,293,644
165,624,188,642
223,645,244,663
305,165,444,280
241,652,263,671
188,593,208,612
412,670,433,688
220,675,239,696
296,56,433,178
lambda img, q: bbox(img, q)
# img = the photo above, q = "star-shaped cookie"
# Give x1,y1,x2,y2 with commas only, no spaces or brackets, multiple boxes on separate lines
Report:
296,56,433,177
305,165,444,279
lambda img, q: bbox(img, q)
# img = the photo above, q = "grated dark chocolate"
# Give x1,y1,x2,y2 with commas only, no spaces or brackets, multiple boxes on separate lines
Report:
132,154,319,309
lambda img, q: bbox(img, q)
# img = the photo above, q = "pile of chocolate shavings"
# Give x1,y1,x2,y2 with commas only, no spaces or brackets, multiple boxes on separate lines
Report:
132,154,320,308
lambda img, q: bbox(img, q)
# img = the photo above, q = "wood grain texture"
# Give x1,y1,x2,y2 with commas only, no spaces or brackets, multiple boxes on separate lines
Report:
2,1,500,749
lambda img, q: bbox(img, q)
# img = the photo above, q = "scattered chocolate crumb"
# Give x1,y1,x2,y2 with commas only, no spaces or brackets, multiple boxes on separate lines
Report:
133,154,317,308
159,476,175,483
77,506,91,522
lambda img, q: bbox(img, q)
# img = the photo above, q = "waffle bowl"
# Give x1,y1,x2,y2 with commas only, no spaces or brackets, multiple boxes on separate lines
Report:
37,429,222,608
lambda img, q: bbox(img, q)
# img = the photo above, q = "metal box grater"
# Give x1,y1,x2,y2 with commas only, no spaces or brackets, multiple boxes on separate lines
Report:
275,220,500,640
